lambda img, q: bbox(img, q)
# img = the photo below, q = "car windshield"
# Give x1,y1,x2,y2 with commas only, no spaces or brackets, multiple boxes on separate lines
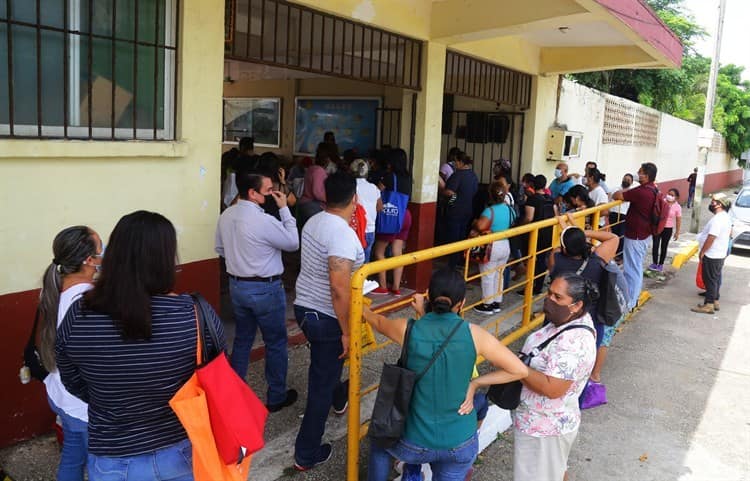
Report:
736,191,750,208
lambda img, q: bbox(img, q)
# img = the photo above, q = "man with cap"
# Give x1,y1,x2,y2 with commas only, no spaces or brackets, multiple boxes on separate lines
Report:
692,193,732,314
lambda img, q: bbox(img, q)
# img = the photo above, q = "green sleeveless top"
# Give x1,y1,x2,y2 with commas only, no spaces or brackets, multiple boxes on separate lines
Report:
402,312,477,449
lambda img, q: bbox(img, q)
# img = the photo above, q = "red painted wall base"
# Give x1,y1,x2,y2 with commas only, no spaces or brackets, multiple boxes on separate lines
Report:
657,169,743,201
0,258,220,448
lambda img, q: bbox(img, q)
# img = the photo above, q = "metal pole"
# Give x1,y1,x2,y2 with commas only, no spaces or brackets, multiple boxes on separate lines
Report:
691,0,727,233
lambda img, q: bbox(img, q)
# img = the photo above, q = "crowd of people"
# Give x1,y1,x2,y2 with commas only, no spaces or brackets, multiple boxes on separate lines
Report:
30,133,735,481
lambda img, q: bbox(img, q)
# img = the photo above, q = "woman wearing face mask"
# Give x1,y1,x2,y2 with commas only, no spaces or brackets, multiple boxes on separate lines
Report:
585,168,609,228
649,188,682,272
39,226,103,481
548,214,619,385
363,269,528,481
492,273,597,481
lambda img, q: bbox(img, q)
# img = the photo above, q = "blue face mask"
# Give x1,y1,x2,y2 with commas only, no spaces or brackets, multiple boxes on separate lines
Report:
554,169,563,179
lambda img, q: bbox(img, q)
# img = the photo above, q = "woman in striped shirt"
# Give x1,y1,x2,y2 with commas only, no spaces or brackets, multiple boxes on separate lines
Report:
57,211,226,481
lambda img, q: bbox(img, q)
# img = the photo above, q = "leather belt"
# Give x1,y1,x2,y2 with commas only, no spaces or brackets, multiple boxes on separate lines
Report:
228,274,281,282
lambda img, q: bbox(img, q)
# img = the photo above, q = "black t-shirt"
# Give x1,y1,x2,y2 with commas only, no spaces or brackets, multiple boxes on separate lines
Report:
550,252,604,317
526,193,555,248
445,168,479,220
381,173,412,199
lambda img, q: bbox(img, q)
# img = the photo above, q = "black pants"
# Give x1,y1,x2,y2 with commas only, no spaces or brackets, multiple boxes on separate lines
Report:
609,212,626,259
533,252,548,294
652,227,673,265
701,256,725,304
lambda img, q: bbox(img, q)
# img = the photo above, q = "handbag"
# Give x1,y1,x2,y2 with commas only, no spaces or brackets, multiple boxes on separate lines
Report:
169,293,267,481
22,307,49,382
579,380,607,409
696,261,706,290
468,206,495,264
369,318,464,448
487,324,594,410
376,174,409,235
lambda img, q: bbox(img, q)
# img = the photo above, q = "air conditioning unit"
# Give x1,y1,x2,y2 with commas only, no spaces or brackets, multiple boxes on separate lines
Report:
546,128,582,161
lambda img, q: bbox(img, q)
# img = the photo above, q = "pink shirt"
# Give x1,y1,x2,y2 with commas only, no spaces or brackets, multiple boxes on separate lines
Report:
301,165,327,204
665,202,682,229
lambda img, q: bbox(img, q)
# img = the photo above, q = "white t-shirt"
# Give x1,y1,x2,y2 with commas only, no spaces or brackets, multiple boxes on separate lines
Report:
43,282,93,422
698,210,732,259
295,212,365,318
590,185,609,227
356,178,381,233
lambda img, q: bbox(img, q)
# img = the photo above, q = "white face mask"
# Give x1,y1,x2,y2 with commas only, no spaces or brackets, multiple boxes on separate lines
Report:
665,194,675,202
554,169,563,179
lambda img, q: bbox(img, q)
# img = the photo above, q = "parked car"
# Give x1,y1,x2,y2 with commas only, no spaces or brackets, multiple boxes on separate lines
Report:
730,187,750,252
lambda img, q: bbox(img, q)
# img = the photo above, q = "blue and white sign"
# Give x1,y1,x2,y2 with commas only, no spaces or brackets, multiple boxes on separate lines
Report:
294,97,381,155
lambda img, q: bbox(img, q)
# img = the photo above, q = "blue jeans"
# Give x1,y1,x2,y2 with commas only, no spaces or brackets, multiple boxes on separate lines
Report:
622,237,650,309
368,433,478,481
87,439,192,481
229,277,289,405
364,231,376,262
293,306,347,466
48,397,88,481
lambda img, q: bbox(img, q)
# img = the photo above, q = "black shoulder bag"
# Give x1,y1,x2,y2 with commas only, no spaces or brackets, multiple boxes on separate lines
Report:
369,318,464,448
23,307,50,382
487,324,594,410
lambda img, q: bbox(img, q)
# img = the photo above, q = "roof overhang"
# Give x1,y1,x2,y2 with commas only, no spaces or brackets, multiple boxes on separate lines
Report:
431,0,683,75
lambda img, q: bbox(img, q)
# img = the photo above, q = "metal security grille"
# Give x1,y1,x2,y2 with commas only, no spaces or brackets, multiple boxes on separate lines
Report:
0,0,179,140
444,51,532,109
226,0,422,90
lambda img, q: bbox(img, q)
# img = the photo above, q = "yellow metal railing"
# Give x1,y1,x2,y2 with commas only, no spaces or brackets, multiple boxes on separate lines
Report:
344,200,621,481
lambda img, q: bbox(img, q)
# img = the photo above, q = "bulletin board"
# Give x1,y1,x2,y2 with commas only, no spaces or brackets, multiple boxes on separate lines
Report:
294,97,381,155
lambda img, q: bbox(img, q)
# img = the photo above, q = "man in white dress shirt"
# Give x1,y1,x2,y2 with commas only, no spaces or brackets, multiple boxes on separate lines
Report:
215,170,299,412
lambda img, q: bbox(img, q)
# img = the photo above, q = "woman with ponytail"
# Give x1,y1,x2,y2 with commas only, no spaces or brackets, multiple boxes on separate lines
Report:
363,269,528,481
40,226,103,481
474,273,597,481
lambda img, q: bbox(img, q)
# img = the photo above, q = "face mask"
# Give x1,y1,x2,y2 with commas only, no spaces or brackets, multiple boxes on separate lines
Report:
665,194,675,202
708,203,717,214
621,181,631,189
554,169,563,179
543,297,577,327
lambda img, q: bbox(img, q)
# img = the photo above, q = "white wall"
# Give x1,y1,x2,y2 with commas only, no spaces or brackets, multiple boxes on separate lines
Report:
556,78,737,185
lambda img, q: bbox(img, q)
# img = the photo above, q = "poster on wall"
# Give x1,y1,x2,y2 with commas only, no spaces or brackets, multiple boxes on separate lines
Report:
223,97,281,148
294,97,381,155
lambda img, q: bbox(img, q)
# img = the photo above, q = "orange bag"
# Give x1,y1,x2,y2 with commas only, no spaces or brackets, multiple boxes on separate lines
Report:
696,261,706,290
169,303,257,481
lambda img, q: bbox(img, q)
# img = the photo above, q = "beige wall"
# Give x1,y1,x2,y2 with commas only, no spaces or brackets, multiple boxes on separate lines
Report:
0,0,226,295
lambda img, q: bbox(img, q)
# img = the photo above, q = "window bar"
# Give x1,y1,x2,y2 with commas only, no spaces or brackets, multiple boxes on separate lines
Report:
451,52,458,93
416,42,422,89
399,38,406,87
385,33,391,84
347,21,354,76
458,54,465,95
132,0,139,139
339,20,346,75
296,8,302,66
88,0,94,138
6,0,14,135
153,0,160,139
319,14,325,71
368,28,374,80
63,0,69,137
285,5,291,65
111,0,117,138
308,12,313,69
359,24,364,78
330,17,337,73
259,0,265,60
376,31,384,81
36,0,42,136
244,0,251,58
489,65,496,102
172,0,180,139
272,1,277,63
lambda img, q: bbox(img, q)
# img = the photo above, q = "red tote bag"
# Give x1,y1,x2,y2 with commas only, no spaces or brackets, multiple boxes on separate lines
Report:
696,262,706,290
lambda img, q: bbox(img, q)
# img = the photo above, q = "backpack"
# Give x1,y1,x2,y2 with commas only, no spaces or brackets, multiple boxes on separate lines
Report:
596,259,629,326
647,186,670,236
532,194,556,222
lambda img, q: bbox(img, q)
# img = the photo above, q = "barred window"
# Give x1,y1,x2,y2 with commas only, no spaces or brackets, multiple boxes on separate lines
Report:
0,0,178,140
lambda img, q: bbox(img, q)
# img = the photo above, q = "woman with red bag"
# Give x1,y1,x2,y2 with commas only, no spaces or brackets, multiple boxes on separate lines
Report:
57,211,226,481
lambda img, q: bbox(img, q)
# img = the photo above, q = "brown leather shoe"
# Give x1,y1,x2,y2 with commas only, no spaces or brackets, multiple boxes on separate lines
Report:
691,303,715,314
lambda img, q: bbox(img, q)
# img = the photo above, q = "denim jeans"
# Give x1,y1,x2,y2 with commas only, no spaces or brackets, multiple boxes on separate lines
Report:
364,231,376,262
368,433,478,481
623,237,650,309
293,306,347,466
48,397,88,481
87,438,192,481
229,277,289,405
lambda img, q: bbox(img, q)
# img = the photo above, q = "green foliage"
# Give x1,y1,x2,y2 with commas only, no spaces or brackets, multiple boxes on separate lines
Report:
568,0,750,165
